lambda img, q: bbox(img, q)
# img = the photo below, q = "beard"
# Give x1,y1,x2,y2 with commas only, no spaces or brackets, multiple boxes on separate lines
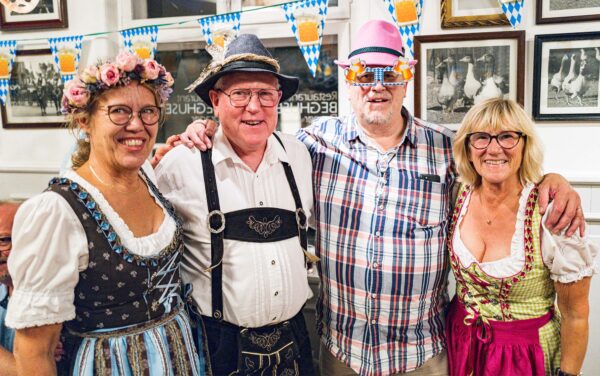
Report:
361,109,393,126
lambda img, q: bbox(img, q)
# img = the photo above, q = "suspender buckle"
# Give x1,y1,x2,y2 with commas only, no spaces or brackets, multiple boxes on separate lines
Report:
295,208,308,230
207,210,226,234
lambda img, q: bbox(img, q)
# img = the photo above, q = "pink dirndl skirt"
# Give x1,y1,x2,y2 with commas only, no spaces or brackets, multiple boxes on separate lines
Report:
446,297,553,376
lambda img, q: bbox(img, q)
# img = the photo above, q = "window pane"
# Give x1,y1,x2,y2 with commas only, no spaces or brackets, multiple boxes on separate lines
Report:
133,0,217,19
155,38,338,142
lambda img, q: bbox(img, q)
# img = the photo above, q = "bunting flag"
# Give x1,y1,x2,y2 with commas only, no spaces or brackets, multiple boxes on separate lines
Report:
198,12,241,49
384,0,423,59
120,26,159,60
282,0,329,77
0,40,16,105
499,0,524,29
48,36,83,83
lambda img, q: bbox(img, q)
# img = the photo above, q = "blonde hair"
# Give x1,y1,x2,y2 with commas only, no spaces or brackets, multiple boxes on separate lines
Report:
453,98,543,187
66,82,162,169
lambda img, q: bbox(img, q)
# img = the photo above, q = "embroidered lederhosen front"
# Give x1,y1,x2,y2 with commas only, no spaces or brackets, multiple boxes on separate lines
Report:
201,134,309,375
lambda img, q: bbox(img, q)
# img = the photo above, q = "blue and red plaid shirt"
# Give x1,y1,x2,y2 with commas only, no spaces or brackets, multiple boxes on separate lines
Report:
298,107,456,375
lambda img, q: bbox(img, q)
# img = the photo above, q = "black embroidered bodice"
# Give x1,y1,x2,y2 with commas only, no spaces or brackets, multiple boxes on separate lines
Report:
47,172,185,333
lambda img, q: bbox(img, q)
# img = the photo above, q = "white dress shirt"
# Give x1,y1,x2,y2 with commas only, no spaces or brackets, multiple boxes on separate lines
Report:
155,130,314,328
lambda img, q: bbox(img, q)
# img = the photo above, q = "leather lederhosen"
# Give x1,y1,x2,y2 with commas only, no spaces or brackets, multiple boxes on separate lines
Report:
200,134,310,375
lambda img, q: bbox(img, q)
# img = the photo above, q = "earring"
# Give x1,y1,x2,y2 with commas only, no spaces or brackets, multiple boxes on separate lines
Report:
79,130,90,143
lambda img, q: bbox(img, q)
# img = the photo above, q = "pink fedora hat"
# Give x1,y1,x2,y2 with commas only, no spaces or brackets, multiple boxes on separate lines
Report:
336,19,416,68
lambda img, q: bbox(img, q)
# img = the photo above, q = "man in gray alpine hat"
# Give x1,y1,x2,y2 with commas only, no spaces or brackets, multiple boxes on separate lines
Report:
155,34,316,375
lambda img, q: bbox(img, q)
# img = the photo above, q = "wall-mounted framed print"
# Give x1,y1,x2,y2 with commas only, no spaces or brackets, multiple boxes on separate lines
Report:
441,0,510,28
536,0,600,24
532,32,600,121
0,0,68,31
414,31,525,128
1,49,65,129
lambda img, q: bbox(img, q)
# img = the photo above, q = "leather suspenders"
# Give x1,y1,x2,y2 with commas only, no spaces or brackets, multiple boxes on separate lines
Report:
200,133,308,321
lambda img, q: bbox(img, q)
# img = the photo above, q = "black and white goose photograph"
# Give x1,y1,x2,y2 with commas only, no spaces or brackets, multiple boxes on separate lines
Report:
414,31,525,127
533,32,600,120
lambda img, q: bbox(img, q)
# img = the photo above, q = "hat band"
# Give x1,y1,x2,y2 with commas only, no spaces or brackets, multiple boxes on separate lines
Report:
222,60,278,73
348,46,404,59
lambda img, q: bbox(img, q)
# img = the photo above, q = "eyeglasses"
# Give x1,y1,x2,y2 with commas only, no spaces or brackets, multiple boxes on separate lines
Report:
217,89,281,108
0,236,11,251
350,67,407,87
467,131,524,150
104,105,163,126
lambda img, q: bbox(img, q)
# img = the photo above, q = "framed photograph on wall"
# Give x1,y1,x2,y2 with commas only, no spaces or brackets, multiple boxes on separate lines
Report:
532,32,600,121
414,31,525,128
536,0,600,24
441,0,509,28
1,49,65,129
0,0,67,30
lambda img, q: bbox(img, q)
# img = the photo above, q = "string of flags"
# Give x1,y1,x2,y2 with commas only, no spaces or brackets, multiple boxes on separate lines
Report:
0,0,525,104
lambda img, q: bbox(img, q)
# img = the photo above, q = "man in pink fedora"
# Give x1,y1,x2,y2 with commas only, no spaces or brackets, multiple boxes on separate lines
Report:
172,20,583,375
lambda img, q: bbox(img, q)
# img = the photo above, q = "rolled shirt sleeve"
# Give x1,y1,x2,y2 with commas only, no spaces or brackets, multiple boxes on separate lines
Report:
6,192,88,329
541,203,599,284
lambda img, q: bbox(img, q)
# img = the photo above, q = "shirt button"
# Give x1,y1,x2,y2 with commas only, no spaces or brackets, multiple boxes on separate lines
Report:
259,201,264,206
271,260,276,265
379,204,384,210
371,294,377,299
272,317,277,321
373,262,379,268
274,291,279,296
371,319,376,325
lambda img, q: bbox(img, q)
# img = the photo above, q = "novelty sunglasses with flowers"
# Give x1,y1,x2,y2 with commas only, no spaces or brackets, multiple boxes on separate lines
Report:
344,57,417,87
61,51,175,115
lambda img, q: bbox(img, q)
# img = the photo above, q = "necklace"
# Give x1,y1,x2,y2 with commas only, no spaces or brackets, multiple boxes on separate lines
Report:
89,164,108,186
476,188,521,225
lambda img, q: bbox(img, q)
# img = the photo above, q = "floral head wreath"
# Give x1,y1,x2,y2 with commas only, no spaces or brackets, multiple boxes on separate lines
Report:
61,50,175,115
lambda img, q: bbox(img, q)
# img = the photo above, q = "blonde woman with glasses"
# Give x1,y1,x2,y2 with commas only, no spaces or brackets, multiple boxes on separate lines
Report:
446,98,598,376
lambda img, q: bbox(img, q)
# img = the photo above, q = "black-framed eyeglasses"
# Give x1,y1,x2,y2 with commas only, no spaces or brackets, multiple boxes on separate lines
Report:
0,236,11,250
104,105,163,126
217,88,281,108
467,131,525,150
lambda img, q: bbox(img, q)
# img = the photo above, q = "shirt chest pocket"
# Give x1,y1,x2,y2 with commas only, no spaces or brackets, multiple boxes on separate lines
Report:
394,172,449,228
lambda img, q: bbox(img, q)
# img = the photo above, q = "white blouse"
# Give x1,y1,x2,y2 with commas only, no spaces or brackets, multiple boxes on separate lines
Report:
6,161,177,329
453,183,599,283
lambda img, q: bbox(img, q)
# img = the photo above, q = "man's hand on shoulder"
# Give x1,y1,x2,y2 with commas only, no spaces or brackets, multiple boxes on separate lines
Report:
179,119,218,151
151,135,182,168
538,173,585,237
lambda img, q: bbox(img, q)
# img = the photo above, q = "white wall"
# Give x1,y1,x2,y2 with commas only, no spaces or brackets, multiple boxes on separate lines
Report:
0,0,598,372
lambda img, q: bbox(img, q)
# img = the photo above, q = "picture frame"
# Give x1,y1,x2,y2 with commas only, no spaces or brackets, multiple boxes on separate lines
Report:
532,32,600,121
414,31,525,129
536,0,600,24
1,49,65,129
441,0,509,28
0,0,68,31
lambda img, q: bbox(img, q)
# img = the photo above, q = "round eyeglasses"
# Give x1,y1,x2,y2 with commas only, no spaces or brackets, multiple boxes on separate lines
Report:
104,105,163,126
467,131,524,150
217,89,281,108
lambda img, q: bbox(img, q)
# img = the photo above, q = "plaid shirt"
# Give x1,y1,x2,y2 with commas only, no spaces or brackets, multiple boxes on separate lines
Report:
298,107,456,375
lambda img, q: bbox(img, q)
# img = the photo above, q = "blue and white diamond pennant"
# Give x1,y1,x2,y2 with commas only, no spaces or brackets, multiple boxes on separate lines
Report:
0,40,16,105
120,26,158,60
48,35,83,83
500,0,524,29
282,0,329,77
383,0,423,59
198,13,241,47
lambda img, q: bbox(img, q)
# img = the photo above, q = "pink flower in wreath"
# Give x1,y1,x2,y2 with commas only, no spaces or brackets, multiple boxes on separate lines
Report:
141,59,160,80
64,79,90,108
115,51,139,72
99,63,120,86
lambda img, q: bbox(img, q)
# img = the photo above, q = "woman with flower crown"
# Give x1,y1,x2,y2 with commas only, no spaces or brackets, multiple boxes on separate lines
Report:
4,51,204,375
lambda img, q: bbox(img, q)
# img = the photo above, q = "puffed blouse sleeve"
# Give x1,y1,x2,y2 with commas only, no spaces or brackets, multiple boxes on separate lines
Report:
6,191,88,329
541,203,599,284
